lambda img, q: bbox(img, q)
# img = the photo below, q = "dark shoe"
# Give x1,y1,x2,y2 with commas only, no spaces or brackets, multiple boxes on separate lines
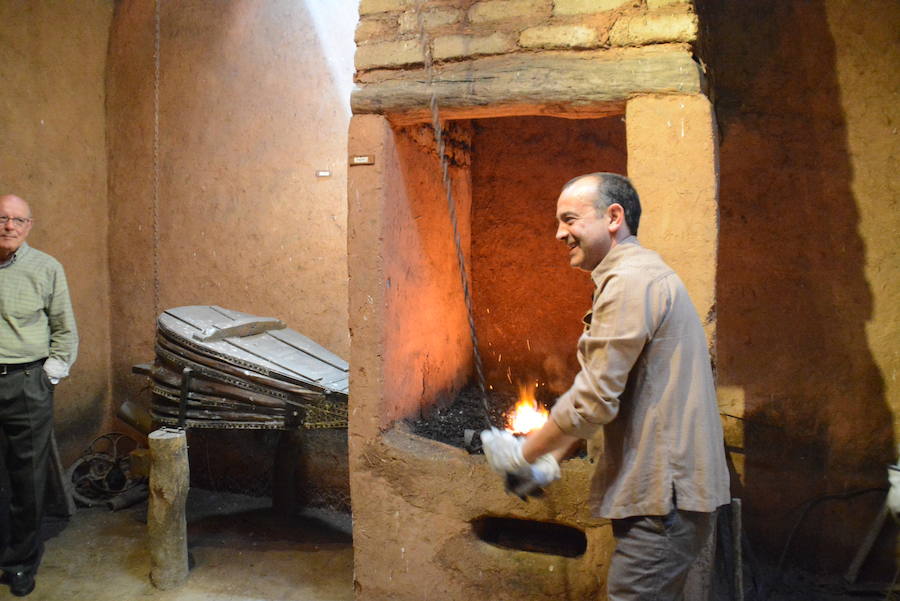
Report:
8,570,35,597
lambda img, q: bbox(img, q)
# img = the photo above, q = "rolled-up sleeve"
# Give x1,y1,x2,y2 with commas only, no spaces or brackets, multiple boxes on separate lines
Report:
550,273,654,439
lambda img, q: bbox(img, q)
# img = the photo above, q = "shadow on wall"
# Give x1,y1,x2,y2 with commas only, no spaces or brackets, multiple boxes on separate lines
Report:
697,0,895,576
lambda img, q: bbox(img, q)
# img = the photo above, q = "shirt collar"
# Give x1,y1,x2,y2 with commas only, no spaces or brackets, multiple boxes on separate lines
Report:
590,236,640,285
0,241,29,269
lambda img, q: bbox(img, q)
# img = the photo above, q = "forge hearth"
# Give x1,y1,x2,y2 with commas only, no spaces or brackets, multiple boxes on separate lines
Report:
348,3,719,599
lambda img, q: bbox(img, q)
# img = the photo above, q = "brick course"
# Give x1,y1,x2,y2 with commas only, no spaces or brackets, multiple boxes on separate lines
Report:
468,0,549,23
398,8,462,33
553,0,629,16
354,0,698,72
519,25,600,49
609,12,698,46
647,0,690,8
359,0,411,16
356,18,396,44
356,38,424,70
433,33,516,60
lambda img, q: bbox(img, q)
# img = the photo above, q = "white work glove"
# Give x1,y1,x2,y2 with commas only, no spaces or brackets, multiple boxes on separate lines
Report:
504,454,561,500
481,428,561,499
530,453,561,486
888,465,900,516
480,428,530,478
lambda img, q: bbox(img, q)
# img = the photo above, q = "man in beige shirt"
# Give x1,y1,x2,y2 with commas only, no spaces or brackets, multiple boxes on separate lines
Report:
482,173,729,600
0,194,78,597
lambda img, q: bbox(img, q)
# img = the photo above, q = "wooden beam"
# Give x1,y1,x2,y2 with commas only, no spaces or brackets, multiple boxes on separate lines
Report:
148,427,190,590
352,46,704,120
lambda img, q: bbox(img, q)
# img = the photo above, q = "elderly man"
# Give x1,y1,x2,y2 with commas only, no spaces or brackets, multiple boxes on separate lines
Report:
482,173,729,600
0,194,78,597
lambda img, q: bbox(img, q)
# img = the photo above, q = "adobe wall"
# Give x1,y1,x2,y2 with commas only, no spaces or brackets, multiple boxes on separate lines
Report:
0,2,114,463
470,115,626,394
106,0,357,504
697,0,899,574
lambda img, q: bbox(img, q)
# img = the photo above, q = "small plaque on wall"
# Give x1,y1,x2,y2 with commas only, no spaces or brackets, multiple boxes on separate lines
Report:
349,154,375,166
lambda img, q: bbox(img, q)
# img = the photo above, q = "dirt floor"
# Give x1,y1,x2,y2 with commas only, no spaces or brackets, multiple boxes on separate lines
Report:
8,489,353,601
3,486,892,600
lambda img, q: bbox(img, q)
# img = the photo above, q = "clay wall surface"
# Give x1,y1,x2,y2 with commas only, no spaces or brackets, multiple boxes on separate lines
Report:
384,123,474,420
469,102,718,400
107,0,358,504
696,0,899,575
626,94,719,343
349,428,611,601
0,1,114,463
471,115,626,395
348,115,473,428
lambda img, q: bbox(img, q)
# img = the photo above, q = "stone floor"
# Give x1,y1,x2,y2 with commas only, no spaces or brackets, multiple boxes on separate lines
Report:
4,490,354,601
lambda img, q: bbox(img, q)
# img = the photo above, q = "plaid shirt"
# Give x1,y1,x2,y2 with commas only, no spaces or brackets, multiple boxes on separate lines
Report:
0,242,78,378
550,237,729,519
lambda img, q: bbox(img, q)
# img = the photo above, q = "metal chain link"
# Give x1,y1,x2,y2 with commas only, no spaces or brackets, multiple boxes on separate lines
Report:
416,4,493,429
152,0,162,321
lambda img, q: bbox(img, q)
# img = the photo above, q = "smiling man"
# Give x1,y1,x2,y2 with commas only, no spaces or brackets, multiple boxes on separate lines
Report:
0,194,78,597
481,173,729,600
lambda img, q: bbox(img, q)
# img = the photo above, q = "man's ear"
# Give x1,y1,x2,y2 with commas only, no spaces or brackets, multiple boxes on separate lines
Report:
607,203,625,233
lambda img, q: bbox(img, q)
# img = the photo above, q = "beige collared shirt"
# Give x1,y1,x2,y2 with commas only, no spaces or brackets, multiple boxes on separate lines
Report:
550,237,730,519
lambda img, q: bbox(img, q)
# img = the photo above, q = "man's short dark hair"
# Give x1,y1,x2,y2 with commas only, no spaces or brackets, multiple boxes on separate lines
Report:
562,172,642,235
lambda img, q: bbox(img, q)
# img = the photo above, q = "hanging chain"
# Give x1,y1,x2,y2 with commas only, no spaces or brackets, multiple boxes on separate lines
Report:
152,0,162,321
416,4,492,429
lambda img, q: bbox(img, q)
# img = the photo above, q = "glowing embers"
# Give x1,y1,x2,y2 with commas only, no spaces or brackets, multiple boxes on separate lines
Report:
506,382,549,434
472,516,587,558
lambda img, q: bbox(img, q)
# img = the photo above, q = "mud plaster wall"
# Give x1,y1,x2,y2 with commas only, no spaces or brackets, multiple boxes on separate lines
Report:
347,117,473,428
0,2,114,464
471,115,626,396
107,0,358,504
383,123,474,420
696,0,899,574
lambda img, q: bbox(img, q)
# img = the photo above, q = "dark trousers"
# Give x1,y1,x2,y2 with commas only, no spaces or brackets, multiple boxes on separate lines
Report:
0,365,53,574
608,507,717,601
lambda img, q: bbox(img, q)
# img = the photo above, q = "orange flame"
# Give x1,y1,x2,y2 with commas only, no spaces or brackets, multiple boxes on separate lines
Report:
507,382,549,434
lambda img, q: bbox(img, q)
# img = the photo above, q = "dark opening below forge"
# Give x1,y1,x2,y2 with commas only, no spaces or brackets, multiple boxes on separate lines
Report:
472,515,588,558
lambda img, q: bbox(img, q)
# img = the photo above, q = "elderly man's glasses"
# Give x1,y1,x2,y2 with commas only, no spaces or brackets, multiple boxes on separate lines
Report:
0,216,31,228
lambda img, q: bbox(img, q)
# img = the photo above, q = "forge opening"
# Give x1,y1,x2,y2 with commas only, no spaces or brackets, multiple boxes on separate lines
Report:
472,516,588,558
397,114,627,446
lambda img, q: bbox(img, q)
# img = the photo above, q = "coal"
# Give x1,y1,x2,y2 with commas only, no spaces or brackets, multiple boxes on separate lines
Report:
405,384,552,453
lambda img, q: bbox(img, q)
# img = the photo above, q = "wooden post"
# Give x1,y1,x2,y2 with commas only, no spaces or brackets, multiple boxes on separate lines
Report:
148,427,190,589
732,498,744,601
272,428,304,515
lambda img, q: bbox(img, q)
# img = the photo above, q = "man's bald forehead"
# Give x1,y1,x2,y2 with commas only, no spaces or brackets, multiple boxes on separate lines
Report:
561,174,603,195
0,194,32,216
